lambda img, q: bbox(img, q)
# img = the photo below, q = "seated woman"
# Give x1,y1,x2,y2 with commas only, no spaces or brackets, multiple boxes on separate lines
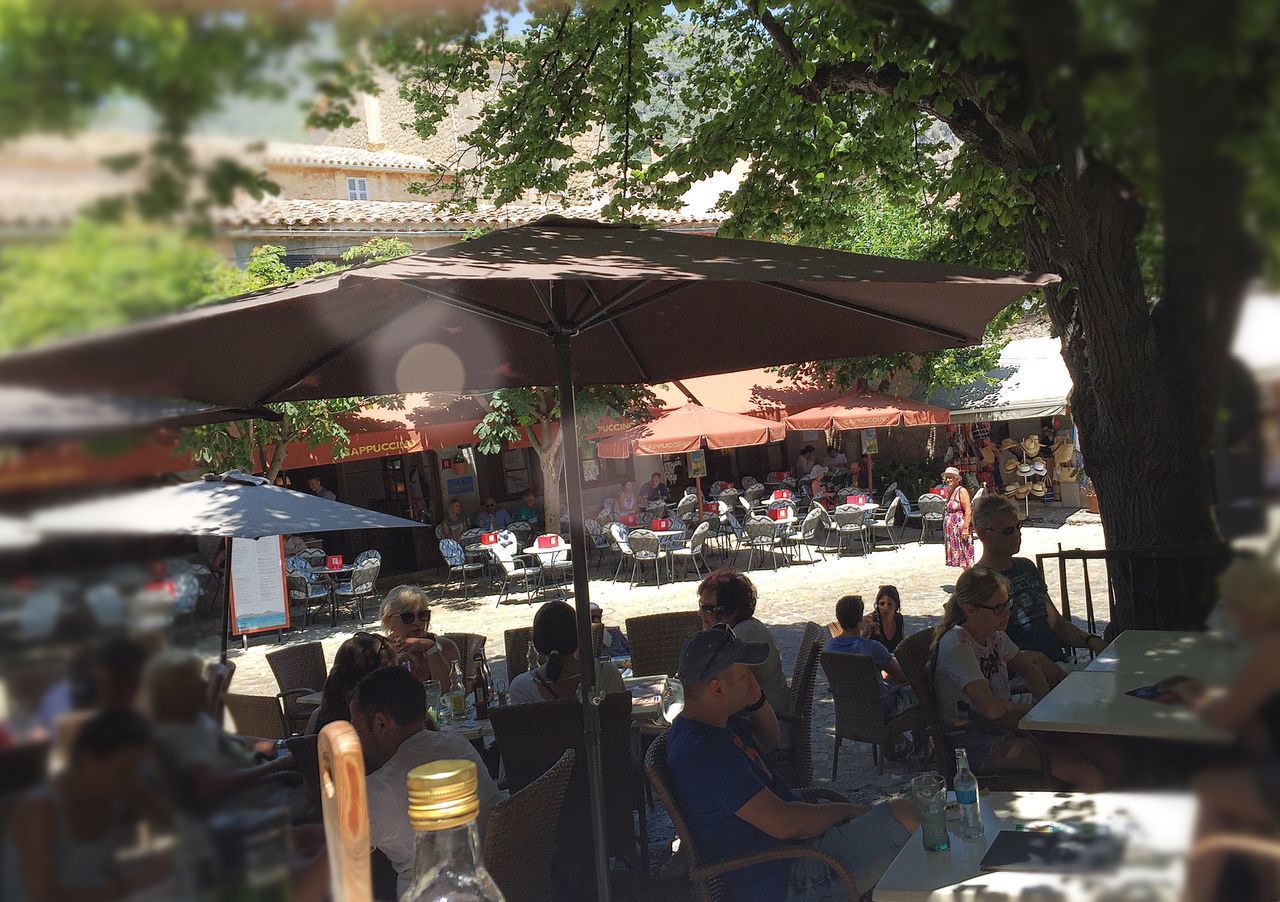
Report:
1175,558,1280,902
697,570,791,717
145,650,296,812
930,566,1120,791
306,631,397,735
380,586,462,690
617,481,638,514
508,601,626,703
826,594,914,717
869,585,906,653
3,710,170,902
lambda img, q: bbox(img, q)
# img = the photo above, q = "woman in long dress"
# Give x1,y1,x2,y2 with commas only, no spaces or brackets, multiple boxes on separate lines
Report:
941,466,974,568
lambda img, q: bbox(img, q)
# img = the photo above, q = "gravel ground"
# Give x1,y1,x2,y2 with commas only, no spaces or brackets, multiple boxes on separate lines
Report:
203,510,1109,899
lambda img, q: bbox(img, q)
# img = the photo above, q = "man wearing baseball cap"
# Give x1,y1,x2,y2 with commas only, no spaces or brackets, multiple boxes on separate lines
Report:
665,624,917,901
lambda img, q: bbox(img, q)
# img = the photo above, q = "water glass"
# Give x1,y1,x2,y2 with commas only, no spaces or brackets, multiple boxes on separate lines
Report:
659,674,685,724
423,679,442,724
910,772,950,852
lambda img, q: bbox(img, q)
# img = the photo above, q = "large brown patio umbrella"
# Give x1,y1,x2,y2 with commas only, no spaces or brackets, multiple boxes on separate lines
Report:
596,402,786,513
0,217,1056,898
784,389,952,431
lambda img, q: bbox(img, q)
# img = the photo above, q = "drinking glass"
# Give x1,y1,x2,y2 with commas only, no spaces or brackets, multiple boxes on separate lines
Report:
910,772,950,852
659,674,684,724
423,680,442,725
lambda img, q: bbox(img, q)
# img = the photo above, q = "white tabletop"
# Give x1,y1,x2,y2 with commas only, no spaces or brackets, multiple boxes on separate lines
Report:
874,791,1195,901
1019,670,1232,743
1085,629,1244,682
522,544,571,562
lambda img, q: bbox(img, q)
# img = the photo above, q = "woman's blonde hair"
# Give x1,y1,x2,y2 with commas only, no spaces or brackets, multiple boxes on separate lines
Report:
143,649,208,722
380,584,432,632
927,566,1010,680
1218,557,1280,629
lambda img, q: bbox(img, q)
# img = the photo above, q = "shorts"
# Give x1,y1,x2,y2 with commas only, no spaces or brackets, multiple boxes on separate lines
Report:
785,802,910,901
952,727,1009,772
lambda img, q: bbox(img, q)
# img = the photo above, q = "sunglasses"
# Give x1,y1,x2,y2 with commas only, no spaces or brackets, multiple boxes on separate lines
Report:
398,610,431,625
980,523,1021,536
969,601,1010,616
700,604,728,616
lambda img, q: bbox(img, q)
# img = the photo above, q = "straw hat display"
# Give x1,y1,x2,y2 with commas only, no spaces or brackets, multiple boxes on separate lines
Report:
1031,459,1047,476
1017,462,1033,478
1003,458,1019,474
1015,484,1032,499
1000,438,1017,452
1021,434,1042,456
1030,482,1047,498
1004,483,1019,495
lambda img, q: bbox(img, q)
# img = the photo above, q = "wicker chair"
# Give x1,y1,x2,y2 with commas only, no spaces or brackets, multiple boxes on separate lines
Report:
483,749,576,902
625,611,701,677
771,621,824,787
821,650,927,777
266,641,327,734
894,628,1060,789
284,733,320,820
644,730,857,902
223,693,291,739
442,632,487,668
503,624,604,681
489,695,646,891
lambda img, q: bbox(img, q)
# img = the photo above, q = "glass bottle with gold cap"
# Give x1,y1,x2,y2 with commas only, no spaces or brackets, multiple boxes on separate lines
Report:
404,758,505,901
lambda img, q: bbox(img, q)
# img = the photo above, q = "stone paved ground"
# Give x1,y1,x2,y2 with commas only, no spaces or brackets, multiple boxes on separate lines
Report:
201,511,1109,899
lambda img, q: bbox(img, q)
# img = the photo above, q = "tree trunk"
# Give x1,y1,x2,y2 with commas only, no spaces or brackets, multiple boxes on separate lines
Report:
527,410,566,535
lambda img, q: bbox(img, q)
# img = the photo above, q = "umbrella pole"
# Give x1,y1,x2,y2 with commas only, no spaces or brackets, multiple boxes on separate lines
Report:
219,536,232,664
552,313,612,902
696,474,704,522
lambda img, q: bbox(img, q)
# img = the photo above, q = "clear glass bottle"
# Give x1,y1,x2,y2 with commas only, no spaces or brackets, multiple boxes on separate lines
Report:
447,658,466,718
953,748,984,839
403,759,505,901
526,641,539,675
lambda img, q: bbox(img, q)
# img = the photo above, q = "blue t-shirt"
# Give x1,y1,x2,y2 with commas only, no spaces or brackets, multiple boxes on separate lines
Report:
824,636,892,695
999,558,1067,663
666,713,798,901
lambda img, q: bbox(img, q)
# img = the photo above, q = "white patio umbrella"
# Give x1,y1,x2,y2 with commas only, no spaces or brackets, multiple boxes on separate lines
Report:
0,514,38,550
32,470,425,658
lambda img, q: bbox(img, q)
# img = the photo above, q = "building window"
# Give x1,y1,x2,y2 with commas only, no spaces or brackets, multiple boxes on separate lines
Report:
346,177,369,200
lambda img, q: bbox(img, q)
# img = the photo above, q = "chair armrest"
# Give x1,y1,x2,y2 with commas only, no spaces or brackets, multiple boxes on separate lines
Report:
278,688,318,705
691,847,857,896
795,787,848,804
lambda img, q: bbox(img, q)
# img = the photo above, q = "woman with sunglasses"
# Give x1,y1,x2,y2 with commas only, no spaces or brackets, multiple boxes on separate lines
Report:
868,585,905,654
379,586,462,690
929,566,1117,790
306,631,398,734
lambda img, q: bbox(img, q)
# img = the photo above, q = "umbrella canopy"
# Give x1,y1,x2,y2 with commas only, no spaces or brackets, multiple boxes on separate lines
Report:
595,403,785,458
784,390,952,432
0,218,1058,404
0,385,279,447
31,470,424,539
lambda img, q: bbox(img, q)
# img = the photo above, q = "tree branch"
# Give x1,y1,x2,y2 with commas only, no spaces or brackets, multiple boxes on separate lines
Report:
755,6,802,68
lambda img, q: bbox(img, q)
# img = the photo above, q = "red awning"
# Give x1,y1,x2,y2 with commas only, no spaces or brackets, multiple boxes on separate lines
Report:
595,403,786,458
784,390,951,431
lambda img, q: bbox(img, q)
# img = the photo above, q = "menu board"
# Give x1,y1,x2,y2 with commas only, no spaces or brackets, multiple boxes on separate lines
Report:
688,449,707,478
229,536,291,635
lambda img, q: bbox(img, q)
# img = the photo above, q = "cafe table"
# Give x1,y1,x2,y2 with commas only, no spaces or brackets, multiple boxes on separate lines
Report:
874,791,1195,901
1084,629,1244,682
297,689,497,743
313,563,356,627
522,544,573,594
1018,669,1232,743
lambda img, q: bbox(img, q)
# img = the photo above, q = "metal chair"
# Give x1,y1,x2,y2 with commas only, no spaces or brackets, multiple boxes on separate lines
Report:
492,538,543,606
483,749,576,902
669,521,711,579
584,518,613,572
782,506,824,563
625,528,664,586
285,558,329,626
440,538,486,600
266,640,327,733
625,611,701,677
821,650,925,777
533,535,574,594
832,505,869,556
223,692,291,740
644,731,856,902
606,522,635,581
743,518,783,571
334,554,380,622
915,494,947,543
865,495,902,550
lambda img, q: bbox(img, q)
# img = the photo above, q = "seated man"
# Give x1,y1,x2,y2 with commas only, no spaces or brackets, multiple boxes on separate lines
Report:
476,496,513,531
973,494,1106,686
640,471,671,506
825,595,914,717
666,625,917,901
514,491,541,529
352,666,500,900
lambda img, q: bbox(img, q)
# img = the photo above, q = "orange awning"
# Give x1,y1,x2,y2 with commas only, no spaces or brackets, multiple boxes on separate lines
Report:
596,403,786,458
784,390,951,431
